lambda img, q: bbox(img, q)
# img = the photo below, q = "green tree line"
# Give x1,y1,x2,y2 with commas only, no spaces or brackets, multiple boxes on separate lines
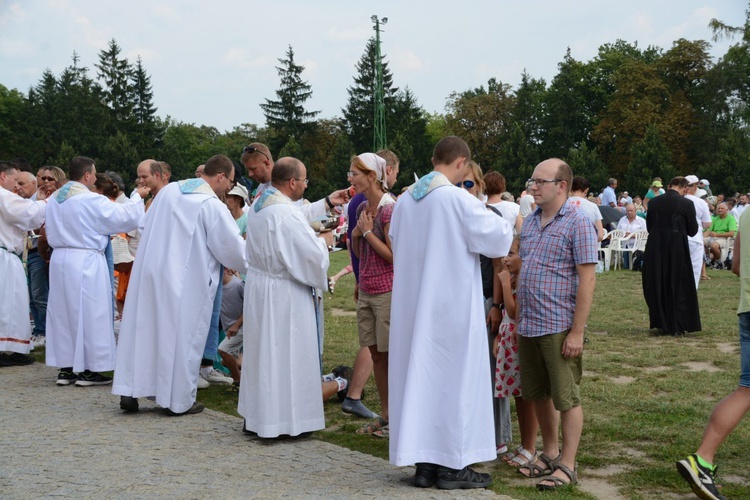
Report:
1,7,749,200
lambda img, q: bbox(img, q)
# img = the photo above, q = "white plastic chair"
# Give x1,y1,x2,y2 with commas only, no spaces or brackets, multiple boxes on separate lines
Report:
599,229,628,271
612,230,647,270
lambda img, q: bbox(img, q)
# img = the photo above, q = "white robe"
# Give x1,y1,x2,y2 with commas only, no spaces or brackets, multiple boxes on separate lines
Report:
0,187,47,354
112,181,246,414
238,189,329,438
45,184,144,372
388,172,512,469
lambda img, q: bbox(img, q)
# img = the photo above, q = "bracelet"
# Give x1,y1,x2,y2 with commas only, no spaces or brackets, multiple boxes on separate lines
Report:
491,303,501,309
362,230,372,239
325,196,333,209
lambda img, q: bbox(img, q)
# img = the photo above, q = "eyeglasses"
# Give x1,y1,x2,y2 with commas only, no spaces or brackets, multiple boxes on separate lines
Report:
346,171,361,178
292,178,308,186
243,146,270,161
526,178,562,188
40,176,56,182
456,180,475,189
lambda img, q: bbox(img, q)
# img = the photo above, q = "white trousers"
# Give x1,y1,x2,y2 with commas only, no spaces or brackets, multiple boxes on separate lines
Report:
689,240,704,290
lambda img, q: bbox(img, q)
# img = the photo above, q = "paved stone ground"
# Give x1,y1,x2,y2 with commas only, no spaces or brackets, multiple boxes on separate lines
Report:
1,361,513,499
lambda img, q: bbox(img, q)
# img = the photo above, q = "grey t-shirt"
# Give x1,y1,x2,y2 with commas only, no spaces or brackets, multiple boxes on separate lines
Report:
220,276,244,330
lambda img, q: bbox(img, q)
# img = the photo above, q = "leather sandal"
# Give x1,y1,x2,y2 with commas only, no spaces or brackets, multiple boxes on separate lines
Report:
536,463,578,491
518,452,560,478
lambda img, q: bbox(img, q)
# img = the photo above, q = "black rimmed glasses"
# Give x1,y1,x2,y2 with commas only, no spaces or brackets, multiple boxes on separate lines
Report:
526,178,562,188
456,180,475,189
243,146,270,161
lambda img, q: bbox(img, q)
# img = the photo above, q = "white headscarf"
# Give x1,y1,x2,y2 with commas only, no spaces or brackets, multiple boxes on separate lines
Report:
357,153,388,191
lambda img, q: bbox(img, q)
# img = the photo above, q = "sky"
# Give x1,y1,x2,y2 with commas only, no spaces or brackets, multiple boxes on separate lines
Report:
0,1,747,132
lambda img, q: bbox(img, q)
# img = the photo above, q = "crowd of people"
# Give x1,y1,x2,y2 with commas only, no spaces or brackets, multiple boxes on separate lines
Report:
1,136,748,499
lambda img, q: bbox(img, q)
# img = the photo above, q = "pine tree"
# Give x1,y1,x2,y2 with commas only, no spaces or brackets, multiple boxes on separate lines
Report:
260,45,319,147
342,38,398,153
95,39,135,124
130,56,161,155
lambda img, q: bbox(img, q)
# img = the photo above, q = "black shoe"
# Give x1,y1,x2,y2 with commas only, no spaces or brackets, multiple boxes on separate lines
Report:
436,466,492,490
0,352,35,366
165,402,204,416
120,396,139,412
56,368,77,386
75,370,113,387
676,454,726,500
272,431,314,441
412,463,439,488
242,419,257,436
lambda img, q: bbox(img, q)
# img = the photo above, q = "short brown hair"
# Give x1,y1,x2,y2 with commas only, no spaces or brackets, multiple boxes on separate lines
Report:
68,156,95,182
375,149,399,167
483,171,506,196
433,136,470,166
203,155,234,177
668,176,689,188
241,142,272,164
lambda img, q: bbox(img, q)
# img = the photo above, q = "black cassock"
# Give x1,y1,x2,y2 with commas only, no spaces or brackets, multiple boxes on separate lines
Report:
642,190,701,334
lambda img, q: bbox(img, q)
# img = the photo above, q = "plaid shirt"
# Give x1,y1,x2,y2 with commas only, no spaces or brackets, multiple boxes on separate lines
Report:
517,199,598,337
358,202,394,295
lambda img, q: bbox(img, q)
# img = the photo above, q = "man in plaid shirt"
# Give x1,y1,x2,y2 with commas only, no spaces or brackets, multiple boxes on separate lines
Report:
516,158,598,491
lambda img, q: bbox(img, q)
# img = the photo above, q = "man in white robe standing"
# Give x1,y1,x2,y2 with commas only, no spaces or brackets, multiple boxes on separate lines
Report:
238,157,330,439
0,162,50,367
113,154,246,416
45,157,147,386
388,136,512,489
684,175,712,288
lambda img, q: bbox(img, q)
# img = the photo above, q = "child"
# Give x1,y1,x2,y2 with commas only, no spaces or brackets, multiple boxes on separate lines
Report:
494,236,540,467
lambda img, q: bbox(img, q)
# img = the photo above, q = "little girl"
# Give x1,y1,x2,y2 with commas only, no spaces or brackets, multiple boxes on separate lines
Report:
493,236,539,468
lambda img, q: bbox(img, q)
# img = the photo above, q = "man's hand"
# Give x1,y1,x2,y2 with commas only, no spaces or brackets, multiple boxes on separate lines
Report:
318,230,334,248
226,320,241,338
327,188,351,207
136,186,151,199
487,306,501,334
562,330,584,358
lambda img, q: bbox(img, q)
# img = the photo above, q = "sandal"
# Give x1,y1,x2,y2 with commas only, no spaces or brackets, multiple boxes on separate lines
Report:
372,424,389,438
328,277,336,294
356,417,388,435
507,447,537,468
536,463,578,491
518,452,560,478
701,275,711,280
500,445,521,462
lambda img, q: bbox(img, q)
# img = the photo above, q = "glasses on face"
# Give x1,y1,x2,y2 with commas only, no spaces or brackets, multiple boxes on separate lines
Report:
346,171,361,179
526,178,562,188
243,146,270,161
293,178,309,186
40,176,56,182
456,180,475,189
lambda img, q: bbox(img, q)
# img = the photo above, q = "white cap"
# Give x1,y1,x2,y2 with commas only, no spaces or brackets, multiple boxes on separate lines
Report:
700,179,710,186
696,188,708,198
685,175,700,185
228,183,249,202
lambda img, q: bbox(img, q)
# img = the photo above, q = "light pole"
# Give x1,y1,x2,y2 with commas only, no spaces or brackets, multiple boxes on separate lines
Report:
371,15,388,151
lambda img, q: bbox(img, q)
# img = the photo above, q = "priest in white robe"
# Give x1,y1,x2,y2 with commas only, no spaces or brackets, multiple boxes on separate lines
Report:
113,155,246,415
238,157,330,438
0,164,49,364
45,158,146,386
388,137,512,489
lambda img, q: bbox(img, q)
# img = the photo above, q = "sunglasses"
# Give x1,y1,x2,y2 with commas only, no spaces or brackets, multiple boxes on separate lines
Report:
456,180,475,189
243,146,270,161
40,176,56,182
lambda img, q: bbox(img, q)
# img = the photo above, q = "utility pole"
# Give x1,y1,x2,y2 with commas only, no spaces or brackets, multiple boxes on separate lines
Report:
371,15,388,151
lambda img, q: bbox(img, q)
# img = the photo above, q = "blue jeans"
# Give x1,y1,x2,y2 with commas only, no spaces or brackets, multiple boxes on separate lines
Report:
203,266,223,360
739,312,750,388
27,251,49,336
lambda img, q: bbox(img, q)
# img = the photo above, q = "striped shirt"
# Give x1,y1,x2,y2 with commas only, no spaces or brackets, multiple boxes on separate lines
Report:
517,199,599,337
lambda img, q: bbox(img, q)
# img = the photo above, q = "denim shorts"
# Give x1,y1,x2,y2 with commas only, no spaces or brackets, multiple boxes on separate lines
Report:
739,312,750,388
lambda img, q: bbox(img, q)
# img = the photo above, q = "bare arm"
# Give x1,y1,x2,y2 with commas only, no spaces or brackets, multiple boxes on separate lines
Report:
487,258,504,333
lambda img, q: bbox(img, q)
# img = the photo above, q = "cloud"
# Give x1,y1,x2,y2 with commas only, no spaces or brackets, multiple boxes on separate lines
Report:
0,37,37,58
0,2,26,27
152,4,175,18
326,26,371,42
221,48,270,69
656,6,719,47
390,47,424,72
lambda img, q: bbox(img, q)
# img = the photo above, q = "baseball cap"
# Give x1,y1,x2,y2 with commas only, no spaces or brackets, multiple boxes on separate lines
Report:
699,179,710,186
685,175,700,185
651,180,663,188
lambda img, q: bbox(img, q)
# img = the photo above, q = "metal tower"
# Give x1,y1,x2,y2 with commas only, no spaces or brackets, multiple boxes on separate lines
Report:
371,15,388,151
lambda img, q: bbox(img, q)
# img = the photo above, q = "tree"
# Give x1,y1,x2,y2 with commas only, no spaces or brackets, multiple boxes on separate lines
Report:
260,45,319,150
624,125,675,196
495,123,538,195
446,78,515,169
566,143,608,193
389,88,431,182
0,84,28,158
342,38,398,154
130,56,161,156
95,39,135,125
512,70,547,146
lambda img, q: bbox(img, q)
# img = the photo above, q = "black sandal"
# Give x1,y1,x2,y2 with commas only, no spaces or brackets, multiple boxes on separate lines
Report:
536,463,578,491
518,452,560,478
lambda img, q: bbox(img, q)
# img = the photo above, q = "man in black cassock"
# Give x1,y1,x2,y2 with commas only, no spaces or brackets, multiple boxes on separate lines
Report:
642,176,700,334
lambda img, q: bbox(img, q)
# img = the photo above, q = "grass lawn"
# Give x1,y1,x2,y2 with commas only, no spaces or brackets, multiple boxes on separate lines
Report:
36,250,747,498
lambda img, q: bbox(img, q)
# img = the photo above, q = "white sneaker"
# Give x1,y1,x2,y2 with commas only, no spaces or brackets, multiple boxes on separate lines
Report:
197,377,209,389
31,335,46,347
201,368,233,384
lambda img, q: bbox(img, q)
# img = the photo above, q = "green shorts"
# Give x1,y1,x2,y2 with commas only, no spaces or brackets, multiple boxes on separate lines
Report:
518,330,582,411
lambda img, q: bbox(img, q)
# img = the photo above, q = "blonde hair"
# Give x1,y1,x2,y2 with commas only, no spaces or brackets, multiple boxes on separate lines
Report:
466,161,485,194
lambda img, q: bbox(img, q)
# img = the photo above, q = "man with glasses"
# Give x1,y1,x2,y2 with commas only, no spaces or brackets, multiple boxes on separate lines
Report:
515,159,598,492
241,142,349,220
239,157,332,439
113,154,247,416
